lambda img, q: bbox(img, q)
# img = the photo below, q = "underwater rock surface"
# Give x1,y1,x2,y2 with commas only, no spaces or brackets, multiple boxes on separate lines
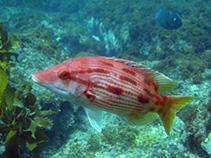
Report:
0,0,210,157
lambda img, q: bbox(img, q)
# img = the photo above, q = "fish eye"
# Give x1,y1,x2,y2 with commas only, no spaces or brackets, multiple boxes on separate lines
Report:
58,69,70,80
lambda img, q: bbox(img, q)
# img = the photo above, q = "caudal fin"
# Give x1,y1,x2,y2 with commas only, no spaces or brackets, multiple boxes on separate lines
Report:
159,96,195,135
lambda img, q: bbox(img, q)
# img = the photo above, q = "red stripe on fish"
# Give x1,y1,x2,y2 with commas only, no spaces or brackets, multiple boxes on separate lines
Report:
91,79,137,97
90,83,142,107
94,99,143,112
69,76,88,85
93,87,136,104
71,68,110,75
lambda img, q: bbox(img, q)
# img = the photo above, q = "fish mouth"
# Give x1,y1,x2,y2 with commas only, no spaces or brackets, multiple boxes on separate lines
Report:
31,74,40,83
31,74,70,100
31,74,47,88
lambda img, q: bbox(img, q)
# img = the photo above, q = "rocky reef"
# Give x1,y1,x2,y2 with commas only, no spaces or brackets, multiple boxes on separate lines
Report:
0,0,210,157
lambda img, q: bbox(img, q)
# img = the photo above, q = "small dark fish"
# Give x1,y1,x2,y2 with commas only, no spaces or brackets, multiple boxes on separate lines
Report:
155,7,182,30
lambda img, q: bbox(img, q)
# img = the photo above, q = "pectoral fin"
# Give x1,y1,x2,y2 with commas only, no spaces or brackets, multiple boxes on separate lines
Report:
84,107,103,132
119,112,158,126
84,90,116,101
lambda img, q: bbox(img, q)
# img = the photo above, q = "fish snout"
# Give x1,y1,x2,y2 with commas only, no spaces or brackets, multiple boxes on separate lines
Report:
31,74,39,83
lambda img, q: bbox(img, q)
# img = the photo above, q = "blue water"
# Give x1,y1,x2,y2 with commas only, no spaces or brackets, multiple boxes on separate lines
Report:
0,0,210,157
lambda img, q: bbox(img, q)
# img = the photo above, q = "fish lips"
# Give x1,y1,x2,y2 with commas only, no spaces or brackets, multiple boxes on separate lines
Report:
31,74,69,98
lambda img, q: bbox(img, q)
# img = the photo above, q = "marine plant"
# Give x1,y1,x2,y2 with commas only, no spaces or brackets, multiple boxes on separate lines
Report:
0,23,56,158
0,23,20,53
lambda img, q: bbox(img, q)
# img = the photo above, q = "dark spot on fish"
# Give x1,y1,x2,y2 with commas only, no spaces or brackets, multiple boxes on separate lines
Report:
144,88,153,97
162,111,167,117
122,68,136,76
137,96,149,104
144,79,151,86
149,108,155,112
107,86,124,95
158,109,163,113
120,76,137,86
101,61,113,67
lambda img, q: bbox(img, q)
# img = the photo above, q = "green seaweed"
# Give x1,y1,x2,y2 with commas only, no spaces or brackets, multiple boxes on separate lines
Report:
0,79,56,158
0,23,20,74
0,23,20,53
0,65,8,119
0,22,56,158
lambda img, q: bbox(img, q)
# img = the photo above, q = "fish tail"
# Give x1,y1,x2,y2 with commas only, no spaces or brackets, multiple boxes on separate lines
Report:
159,96,195,135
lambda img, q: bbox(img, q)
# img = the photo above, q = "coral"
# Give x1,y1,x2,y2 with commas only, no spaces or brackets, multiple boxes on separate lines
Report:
201,132,211,155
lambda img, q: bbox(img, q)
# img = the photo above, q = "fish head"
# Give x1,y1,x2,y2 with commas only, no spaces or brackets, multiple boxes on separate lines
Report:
32,60,88,102
171,15,182,28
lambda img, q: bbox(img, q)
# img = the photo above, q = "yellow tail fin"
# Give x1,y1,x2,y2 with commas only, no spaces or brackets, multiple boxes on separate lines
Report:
159,96,195,135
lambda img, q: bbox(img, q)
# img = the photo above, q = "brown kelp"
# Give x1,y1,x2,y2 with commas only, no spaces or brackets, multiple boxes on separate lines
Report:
0,23,56,158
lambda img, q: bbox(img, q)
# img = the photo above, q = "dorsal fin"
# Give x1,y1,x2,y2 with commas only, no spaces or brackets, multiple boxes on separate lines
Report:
106,57,177,93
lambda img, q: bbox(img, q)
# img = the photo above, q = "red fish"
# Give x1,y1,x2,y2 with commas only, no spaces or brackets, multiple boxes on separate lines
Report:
32,57,195,135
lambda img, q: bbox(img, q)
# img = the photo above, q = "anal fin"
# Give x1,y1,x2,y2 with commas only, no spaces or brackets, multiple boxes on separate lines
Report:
119,112,158,126
84,107,103,132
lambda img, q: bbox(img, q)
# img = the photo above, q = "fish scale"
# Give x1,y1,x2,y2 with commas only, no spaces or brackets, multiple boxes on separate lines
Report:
89,68,154,112
32,56,195,135
92,71,142,95
91,79,142,109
